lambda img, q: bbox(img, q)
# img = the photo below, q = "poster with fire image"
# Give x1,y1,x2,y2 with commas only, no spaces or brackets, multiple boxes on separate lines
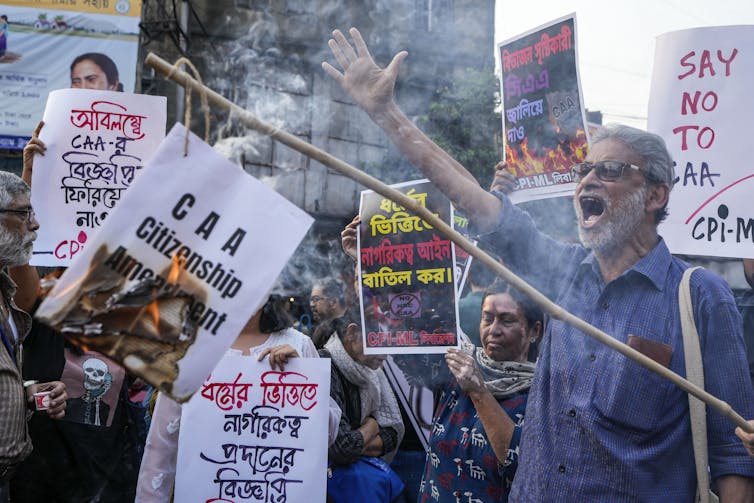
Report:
357,179,459,355
498,13,590,202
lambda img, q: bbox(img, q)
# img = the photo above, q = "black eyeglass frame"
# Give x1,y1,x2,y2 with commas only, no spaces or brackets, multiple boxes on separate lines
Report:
570,161,644,183
0,207,35,223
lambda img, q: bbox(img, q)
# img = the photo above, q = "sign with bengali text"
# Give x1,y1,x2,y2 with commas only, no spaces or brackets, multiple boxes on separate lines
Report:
648,25,754,259
32,88,166,266
497,13,589,202
358,179,459,355
175,355,330,503
36,123,313,402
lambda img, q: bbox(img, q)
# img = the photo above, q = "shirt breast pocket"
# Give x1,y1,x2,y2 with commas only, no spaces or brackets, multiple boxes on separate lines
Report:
591,349,674,440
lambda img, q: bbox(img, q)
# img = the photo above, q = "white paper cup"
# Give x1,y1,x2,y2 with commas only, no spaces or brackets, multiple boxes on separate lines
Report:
33,391,52,411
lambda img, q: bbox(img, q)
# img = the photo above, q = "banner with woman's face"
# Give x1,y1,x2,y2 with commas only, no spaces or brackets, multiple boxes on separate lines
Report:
0,1,140,150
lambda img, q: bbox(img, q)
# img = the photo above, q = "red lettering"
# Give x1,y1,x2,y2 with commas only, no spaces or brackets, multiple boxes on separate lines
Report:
698,50,715,78
681,91,718,115
54,240,68,259
718,48,738,76
672,125,715,151
678,51,696,80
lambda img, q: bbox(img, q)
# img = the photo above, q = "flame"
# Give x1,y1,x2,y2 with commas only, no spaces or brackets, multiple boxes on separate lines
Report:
147,300,160,331
139,254,184,332
506,128,588,178
167,253,184,285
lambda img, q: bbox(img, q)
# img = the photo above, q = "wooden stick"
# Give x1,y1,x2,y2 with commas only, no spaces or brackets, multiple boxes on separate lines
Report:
145,51,754,433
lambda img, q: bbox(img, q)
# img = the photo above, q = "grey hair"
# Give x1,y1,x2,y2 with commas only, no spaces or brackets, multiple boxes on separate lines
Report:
591,123,675,223
0,171,30,208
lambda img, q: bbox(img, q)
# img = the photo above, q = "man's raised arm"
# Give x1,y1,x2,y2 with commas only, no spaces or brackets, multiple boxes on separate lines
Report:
322,27,503,232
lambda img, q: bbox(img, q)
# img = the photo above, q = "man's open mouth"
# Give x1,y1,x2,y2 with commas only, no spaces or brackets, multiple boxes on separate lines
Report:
579,196,605,226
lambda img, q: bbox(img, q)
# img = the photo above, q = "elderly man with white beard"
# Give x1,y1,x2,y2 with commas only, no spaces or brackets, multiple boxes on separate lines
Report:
0,171,66,503
322,28,754,502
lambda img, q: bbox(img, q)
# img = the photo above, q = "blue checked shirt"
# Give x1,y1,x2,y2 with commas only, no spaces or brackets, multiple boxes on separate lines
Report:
478,194,754,502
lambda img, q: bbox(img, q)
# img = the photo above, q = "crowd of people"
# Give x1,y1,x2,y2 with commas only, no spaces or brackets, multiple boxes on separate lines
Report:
0,25,753,503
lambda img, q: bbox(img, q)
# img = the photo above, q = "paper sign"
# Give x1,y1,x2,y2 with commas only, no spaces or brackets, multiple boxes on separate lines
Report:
497,14,590,202
31,89,167,266
358,180,459,354
35,123,314,401
175,355,330,503
648,25,754,259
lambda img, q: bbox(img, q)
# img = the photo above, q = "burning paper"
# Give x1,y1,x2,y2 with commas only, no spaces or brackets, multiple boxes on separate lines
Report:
36,123,313,401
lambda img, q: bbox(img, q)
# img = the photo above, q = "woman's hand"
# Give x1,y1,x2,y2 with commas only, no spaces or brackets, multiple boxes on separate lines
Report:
341,215,360,259
22,121,45,187
446,348,485,397
258,344,300,371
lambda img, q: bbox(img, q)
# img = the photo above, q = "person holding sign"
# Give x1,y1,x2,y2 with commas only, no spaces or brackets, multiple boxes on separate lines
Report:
317,307,405,503
135,295,339,502
393,279,541,502
323,28,754,501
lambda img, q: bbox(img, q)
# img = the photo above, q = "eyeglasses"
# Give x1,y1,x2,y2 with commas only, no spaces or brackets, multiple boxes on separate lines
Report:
570,161,642,182
310,296,328,303
0,207,35,223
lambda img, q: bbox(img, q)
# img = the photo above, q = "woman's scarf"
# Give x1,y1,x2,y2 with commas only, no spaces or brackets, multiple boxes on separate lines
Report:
325,335,405,463
461,340,536,399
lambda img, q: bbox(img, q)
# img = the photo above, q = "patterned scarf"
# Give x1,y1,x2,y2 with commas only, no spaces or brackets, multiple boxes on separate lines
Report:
324,334,405,463
461,340,536,399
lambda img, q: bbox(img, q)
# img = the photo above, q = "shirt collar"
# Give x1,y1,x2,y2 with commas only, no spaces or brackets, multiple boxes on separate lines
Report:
578,238,672,292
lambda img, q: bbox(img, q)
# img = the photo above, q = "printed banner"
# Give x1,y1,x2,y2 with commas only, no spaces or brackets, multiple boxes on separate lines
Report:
497,13,589,202
175,355,330,503
358,180,459,355
0,1,141,149
31,88,166,266
648,25,754,259
35,123,314,402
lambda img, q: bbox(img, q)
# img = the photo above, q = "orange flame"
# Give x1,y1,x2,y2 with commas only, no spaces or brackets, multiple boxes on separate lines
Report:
505,128,588,178
167,253,184,285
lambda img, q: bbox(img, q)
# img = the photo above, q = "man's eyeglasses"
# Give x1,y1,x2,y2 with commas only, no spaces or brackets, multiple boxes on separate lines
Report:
570,161,642,182
0,207,35,223
310,296,328,303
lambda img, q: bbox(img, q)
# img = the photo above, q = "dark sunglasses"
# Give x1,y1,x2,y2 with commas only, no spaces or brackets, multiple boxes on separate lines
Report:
570,161,642,182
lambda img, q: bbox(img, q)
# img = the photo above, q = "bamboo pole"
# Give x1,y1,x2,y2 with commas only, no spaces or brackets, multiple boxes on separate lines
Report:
145,52,754,434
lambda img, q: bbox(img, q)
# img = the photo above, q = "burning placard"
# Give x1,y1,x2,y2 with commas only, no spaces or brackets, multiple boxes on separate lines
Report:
648,25,754,259
31,89,167,266
498,13,590,202
358,180,459,354
35,123,314,402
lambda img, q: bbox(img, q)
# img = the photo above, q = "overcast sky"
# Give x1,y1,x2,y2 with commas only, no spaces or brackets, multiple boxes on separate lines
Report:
495,0,754,128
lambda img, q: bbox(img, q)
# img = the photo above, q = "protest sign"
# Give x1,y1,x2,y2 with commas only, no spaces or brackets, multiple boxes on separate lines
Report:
31,88,167,266
648,25,754,259
358,179,458,355
0,0,141,150
35,123,314,401
498,13,589,202
175,355,330,503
